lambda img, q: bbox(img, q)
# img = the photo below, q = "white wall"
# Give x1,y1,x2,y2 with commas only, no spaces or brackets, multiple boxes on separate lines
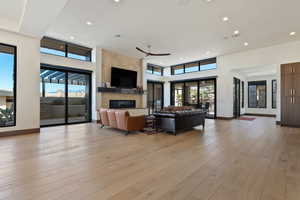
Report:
40,53,98,120
145,40,300,119
245,75,277,115
0,30,40,132
218,41,300,119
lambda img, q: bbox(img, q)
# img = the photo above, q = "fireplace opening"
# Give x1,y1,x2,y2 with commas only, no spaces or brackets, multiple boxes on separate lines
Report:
109,100,136,109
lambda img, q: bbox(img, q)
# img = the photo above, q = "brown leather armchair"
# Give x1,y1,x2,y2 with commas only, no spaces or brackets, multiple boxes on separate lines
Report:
97,108,145,135
115,110,145,133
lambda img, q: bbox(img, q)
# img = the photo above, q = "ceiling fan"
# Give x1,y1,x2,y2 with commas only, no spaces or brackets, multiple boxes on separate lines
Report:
136,45,171,57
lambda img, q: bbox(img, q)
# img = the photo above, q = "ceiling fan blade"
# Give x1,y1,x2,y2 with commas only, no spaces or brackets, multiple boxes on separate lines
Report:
136,47,149,54
148,53,171,56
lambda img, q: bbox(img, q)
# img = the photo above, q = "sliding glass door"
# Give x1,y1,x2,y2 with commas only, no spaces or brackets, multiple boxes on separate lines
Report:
199,80,215,118
68,72,91,123
147,81,164,112
40,66,91,126
40,69,66,126
172,83,184,106
184,82,198,107
171,78,216,118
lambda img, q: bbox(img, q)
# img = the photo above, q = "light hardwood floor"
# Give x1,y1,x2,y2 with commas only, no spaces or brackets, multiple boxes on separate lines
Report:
0,117,300,200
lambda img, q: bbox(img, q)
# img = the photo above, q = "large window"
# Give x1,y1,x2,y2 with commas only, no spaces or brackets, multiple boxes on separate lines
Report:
248,81,267,108
171,64,184,75
171,58,216,75
185,62,199,73
0,43,16,127
272,80,277,109
171,79,216,118
41,37,92,62
147,64,163,76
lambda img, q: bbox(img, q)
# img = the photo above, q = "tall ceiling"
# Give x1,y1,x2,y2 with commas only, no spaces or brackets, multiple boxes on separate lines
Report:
1,0,300,66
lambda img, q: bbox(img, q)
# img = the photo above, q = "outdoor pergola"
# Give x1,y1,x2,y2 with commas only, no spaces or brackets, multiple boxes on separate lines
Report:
40,69,88,97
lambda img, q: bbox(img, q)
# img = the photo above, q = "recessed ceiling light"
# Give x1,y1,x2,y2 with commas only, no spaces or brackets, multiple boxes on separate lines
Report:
222,17,229,22
86,21,93,26
113,0,120,2
234,30,240,35
244,42,249,46
290,32,296,36
70,36,75,40
205,0,212,2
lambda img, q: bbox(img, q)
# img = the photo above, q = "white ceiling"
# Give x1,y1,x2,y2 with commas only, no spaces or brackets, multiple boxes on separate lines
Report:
233,65,277,78
0,0,68,37
44,0,300,66
0,0,26,32
1,0,300,66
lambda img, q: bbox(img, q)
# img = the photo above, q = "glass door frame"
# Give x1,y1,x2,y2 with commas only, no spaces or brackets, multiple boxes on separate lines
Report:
147,81,164,112
170,77,217,119
40,63,92,127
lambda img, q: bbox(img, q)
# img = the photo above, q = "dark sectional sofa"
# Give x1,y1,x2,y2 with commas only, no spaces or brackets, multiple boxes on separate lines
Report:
153,109,206,135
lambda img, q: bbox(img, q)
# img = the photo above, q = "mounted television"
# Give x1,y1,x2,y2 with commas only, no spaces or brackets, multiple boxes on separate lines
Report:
111,67,137,88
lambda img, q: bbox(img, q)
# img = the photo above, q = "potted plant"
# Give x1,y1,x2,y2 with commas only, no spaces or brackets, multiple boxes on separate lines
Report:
0,108,14,126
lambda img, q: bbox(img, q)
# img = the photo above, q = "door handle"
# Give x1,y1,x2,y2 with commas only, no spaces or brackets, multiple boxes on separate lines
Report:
291,89,293,95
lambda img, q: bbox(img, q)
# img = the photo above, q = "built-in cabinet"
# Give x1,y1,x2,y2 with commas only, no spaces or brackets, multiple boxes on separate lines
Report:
281,62,300,127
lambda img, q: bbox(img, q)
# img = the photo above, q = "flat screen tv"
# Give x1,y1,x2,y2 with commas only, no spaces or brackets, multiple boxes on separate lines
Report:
111,67,137,88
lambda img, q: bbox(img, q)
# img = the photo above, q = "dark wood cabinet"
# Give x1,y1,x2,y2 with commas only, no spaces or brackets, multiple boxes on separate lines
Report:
281,63,300,127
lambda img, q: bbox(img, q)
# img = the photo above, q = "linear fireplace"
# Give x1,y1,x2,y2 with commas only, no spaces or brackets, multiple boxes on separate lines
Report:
109,100,136,109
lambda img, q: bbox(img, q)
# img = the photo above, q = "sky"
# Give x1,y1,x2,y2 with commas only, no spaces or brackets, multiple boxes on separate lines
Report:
0,53,14,91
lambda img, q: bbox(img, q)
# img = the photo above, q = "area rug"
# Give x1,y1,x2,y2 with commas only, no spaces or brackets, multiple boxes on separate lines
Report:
239,117,256,121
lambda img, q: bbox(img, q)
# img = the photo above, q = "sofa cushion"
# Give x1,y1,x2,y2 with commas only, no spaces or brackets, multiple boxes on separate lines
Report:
107,110,118,128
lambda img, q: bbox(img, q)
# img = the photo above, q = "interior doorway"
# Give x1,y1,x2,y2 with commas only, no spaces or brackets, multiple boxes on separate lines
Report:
40,65,92,127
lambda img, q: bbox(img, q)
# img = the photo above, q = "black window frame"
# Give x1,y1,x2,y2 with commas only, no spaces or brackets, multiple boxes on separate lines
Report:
170,77,217,119
41,37,92,62
40,63,93,127
248,80,267,109
0,43,17,128
272,79,277,109
146,63,163,76
171,58,217,75
147,80,164,111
